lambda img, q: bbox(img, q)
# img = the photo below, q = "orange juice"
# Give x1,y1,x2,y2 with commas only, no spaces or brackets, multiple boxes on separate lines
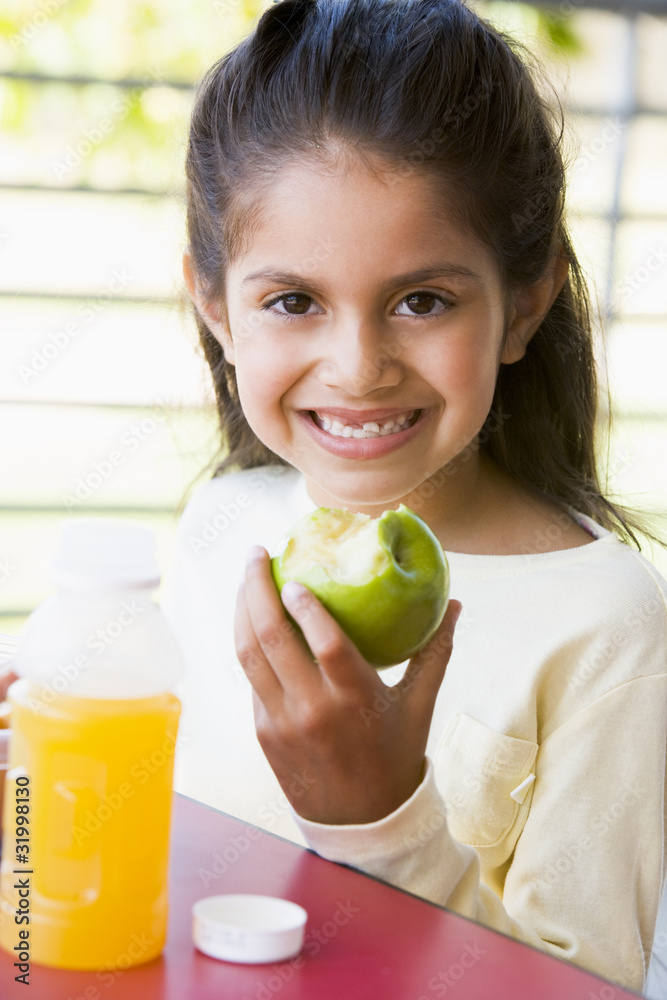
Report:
0,679,181,969
0,519,184,971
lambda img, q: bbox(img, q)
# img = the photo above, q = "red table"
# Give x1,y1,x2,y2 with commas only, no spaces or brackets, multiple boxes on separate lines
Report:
1,793,643,999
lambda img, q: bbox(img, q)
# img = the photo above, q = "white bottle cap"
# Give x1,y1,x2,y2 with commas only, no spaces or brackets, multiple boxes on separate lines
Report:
52,518,161,591
192,895,308,964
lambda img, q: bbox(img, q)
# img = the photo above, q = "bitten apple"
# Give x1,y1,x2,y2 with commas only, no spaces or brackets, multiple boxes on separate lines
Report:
270,505,449,668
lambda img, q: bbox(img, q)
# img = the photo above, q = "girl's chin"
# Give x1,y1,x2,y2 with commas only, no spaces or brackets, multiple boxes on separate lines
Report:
301,471,431,513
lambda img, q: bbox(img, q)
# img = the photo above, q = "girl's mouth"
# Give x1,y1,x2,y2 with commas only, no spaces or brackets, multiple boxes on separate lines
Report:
308,409,421,439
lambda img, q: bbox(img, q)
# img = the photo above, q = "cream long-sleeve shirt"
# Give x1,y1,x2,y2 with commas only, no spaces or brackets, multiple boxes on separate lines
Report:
161,464,667,994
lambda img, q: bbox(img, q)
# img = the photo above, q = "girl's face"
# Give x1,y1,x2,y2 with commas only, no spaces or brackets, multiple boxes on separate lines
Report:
207,155,546,521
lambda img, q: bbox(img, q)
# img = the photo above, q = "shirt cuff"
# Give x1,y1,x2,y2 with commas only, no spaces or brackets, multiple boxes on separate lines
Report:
290,757,448,866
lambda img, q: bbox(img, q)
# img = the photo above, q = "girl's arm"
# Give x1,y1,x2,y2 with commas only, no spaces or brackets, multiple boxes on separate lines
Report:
236,546,666,994
295,678,667,993
235,545,462,825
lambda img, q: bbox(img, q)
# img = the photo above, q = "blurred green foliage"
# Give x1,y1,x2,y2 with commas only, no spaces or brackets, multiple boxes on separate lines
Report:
0,0,267,81
482,1,585,56
0,0,583,192
0,0,270,191
538,10,586,55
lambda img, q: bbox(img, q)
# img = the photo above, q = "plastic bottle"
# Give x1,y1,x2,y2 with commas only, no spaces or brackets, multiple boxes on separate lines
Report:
0,519,184,970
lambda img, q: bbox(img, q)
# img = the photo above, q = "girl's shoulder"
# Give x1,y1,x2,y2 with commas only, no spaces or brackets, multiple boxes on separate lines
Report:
563,506,667,608
447,501,667,653
180,463,302,515
175,464,311,557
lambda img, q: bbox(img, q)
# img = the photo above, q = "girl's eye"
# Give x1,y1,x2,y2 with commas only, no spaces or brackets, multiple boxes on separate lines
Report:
261,289,453,322
394,291,452,317
262,293,317,318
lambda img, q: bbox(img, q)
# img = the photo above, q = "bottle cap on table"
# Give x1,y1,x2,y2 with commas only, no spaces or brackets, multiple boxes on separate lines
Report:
192,894,308,964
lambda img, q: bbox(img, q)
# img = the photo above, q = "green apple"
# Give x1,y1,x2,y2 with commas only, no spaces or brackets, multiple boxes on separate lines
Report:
270,505,449,668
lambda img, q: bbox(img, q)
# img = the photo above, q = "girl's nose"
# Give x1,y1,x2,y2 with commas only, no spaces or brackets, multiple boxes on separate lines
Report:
316,322,404,396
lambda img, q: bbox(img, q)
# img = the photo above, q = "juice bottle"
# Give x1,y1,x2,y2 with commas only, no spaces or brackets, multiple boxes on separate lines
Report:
0,519,184,970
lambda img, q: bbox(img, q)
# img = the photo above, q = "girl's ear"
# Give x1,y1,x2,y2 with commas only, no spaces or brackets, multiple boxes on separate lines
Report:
501,255,570,365
182,252,235,365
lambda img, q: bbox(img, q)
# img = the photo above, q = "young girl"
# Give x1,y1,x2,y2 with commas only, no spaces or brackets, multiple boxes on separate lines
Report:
161,0,667,992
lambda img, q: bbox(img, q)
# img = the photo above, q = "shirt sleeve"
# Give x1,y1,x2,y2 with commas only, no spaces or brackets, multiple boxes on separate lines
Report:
292,674,667,993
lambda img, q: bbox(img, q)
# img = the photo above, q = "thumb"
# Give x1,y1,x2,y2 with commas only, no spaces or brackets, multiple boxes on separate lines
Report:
397,599,463,708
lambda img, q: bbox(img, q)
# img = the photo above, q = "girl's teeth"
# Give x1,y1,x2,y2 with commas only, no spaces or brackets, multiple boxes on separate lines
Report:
315,411,417,438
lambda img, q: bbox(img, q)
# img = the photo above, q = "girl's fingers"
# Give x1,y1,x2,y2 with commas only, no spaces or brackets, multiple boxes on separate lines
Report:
280,580,371,688
233,579,283,704
242,548,321,691
398,599,463,715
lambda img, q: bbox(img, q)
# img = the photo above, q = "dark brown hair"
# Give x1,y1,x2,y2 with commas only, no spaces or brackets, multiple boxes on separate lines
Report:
184,0,662,549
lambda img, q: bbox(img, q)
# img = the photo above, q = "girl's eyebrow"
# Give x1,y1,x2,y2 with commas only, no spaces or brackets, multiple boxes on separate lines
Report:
241,263,483,289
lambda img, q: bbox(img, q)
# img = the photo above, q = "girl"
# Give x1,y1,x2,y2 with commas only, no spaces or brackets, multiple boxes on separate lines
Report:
162,0,667,992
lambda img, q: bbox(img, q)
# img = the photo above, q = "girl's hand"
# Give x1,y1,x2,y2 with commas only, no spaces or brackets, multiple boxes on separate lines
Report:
234,545,462,826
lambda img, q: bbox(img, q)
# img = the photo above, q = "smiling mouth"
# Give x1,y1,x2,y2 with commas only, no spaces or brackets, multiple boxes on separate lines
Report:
309,410,421,439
